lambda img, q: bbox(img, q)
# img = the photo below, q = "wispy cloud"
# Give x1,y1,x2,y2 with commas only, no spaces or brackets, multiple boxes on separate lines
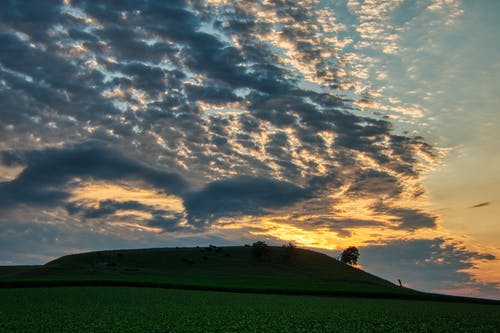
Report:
470,202,491,209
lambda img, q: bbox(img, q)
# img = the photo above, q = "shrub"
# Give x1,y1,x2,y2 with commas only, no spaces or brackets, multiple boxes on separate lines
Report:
251,241,269,258
282,242,296,261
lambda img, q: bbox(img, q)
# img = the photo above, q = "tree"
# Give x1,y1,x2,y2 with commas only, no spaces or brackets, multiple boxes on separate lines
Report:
281,242,296,261
251,241,269,258
340,246,359,265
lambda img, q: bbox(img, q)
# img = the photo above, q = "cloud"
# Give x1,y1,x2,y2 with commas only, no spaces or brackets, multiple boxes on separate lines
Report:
66,198,188,232
0,151,25,167
1,144,314,230
0,143,189,210
184,175,312,226
360,238,497,294
470,202,490,209
348,169,402,197
391,208,437,230
66,199,151,219
0,0,436,193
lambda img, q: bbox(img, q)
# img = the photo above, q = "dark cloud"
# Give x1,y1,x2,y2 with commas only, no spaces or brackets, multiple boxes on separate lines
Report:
307,173,342,194
0,151,25,167
265,132,292,159
66,199,187,231
373,203,437,230
289,215,380,238
0,0,431,192
0,0,62,44
66,200,150,219
184,83,240,104
147,213,187,232
348,170,402,197
0,143,189,210
1,144,314,230
470,202,490,209
120,62,167,94
391,208,437,230
184,176,312,226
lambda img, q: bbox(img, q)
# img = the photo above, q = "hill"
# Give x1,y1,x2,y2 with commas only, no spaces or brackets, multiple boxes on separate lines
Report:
0,245,497,304
0,246,405,293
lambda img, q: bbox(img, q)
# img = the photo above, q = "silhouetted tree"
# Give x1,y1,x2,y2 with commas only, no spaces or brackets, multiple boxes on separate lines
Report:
281,242,296,261
340,246,359,265
251,241,269,258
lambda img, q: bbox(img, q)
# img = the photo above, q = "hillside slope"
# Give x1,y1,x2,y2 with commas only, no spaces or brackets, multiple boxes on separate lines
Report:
0,246,416,296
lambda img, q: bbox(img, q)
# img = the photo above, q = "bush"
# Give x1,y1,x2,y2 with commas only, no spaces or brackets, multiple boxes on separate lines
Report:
251,241,269,258
282,242,296,261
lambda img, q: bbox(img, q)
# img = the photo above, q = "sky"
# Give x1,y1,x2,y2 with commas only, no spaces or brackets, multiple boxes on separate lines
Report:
0,0,498,299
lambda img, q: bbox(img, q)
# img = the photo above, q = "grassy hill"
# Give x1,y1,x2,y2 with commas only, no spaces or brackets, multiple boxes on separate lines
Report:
0,245,496,304
0,246,405,294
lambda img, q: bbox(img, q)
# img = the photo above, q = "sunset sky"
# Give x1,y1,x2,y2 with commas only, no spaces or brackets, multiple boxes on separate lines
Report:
0,0,498,299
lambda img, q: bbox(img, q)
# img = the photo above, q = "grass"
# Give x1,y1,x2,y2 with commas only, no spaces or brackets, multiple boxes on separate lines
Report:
2,246,497,304
1,246,498,332
0,287,499,333
0,246,417,298
0,266,38,278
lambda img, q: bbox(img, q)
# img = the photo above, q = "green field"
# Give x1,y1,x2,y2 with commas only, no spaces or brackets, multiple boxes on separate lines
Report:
0,287,498,333
1,246,498,332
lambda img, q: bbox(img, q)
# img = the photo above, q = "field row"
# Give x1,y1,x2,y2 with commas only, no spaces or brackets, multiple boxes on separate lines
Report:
0,287,499,332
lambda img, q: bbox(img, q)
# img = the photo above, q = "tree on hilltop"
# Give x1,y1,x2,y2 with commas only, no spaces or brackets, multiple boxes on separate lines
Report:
282,242,296,261
251,241,269,258
340,246,359,266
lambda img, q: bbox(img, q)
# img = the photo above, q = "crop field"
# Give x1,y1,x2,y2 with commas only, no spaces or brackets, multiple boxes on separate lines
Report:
0,287,498,333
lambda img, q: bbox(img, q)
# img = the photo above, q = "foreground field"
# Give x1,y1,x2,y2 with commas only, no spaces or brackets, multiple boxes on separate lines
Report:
0,287,498,333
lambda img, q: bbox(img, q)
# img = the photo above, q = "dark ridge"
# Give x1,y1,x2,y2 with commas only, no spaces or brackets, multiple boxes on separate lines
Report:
0,246,497,305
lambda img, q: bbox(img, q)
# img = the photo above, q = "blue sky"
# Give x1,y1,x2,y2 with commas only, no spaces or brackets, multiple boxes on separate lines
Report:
0,0,498,299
